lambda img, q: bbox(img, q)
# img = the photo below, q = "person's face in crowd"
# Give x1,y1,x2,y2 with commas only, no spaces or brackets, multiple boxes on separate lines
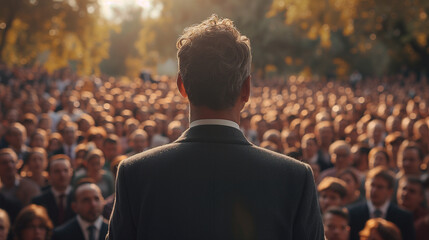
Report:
319,126,334,147
49,159,73,191
332,147,351,169
386,139,402,160
102,142,118,161
28,152,46,175
0,217,9,240
78,119,91,133
0,153,17,179
6,110,19,123
285,132,298,149
398,148,421,175
369,124,384,144
323,213,350,240
369,152,388,169
37,118,51,132
366,176,393,208
339,173,359,200
303,138,318,158
144,125,155,139
133,134,146,152
48,139,61,152
397,180,423,212
86,156,102,176
319,189,343,213
20,218,47,240
30,133,46,148
62,126,76,145
126,124,138,136
72,184,104,223
6,127,24,148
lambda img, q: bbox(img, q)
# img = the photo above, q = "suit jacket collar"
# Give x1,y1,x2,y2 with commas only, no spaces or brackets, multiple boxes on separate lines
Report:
175,125,252,146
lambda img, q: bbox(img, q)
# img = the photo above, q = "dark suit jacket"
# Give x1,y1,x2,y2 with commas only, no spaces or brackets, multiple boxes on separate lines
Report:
107,125,324,240
52,217,108,240
348,201,416,240
32,188,75,226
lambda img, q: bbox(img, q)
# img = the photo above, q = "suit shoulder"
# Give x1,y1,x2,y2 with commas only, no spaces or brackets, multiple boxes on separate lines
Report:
119,143,180,167
250,145,310,170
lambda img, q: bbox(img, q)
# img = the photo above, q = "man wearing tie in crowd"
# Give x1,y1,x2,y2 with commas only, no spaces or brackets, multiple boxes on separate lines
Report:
52,182,107,240
107,14,324,240
32,155,76,227
347,166,415,240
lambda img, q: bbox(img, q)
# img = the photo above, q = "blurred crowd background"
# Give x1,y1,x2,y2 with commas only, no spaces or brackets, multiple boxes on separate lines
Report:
0,64,428,240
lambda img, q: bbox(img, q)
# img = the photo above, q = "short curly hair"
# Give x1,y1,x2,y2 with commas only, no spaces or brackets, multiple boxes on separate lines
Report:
177,14,251,110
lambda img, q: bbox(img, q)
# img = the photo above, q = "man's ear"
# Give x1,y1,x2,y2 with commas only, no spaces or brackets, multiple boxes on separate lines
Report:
177,74,188,98
240,75,251,103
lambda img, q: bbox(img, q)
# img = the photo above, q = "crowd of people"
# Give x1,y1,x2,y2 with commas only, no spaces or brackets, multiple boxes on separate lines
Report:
0,62,428,240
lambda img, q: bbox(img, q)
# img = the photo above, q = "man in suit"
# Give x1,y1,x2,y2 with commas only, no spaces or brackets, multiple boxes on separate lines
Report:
52,182,107,240
347,166,415,240
107,14,324,240
32,155,76,226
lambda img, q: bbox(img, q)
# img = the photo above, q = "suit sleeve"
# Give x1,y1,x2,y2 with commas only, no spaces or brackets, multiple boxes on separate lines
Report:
292,164,325,240
106,162,137,240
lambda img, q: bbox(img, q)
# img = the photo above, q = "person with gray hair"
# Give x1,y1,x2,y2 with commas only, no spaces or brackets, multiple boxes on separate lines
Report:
107,14,324,240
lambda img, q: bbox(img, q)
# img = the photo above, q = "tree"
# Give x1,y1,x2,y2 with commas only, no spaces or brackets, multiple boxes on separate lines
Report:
0,0,110,75
268,0,429,74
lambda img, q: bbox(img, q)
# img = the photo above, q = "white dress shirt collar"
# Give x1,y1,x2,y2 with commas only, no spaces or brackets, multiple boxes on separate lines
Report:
190,119,240,130
367,199,390,219
76,215,103,240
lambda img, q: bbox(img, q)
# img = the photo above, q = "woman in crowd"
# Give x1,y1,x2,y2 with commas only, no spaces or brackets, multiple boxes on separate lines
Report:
23,148,49,190
13,204,53,240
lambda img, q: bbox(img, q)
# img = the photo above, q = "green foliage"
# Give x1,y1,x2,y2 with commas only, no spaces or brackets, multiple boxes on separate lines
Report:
0,0,110,75
99,7,144,77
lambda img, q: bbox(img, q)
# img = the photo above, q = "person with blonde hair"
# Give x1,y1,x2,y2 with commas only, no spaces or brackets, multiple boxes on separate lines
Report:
359,218,401,240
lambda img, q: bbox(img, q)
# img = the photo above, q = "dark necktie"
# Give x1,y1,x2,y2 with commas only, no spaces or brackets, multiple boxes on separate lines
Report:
58,194,65,224
88,225,96,240
373,209,382,218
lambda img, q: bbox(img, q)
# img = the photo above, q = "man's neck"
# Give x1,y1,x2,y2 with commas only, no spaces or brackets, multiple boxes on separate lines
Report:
189,105,240,125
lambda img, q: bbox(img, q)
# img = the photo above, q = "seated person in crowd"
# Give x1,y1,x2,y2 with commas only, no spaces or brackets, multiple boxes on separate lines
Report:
337,168,364,206
347,166,415,240
32,155,76,227
73,149,114,198
323,207,350,240
52,182,108,240
0,148,40,206
318,177,347,214
320,140,353,180
359,218,401,240
396,141,424,179
396,177,428,222
23,147,49,190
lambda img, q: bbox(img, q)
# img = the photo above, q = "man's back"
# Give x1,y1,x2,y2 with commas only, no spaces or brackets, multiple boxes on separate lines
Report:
108,125,324,239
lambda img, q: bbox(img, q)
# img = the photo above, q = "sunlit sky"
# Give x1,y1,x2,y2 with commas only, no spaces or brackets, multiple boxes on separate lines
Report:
98,0,161,20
